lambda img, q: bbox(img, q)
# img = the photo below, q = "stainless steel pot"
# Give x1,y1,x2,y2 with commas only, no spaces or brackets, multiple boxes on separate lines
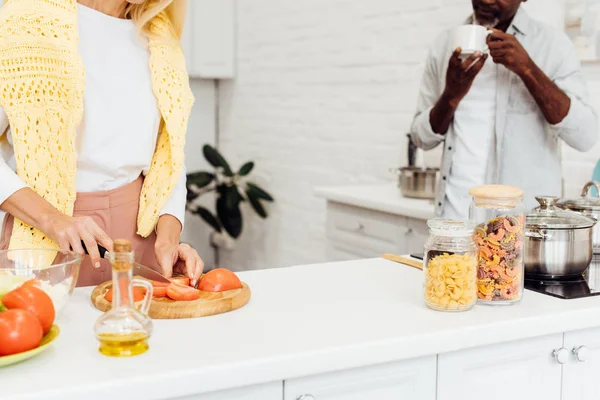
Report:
390,167,439,199
525,196,596,280
558,181,600,254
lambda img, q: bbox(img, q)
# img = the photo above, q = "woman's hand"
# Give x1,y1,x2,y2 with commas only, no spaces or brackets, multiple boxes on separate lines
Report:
41,214,113,268
155,215,204,286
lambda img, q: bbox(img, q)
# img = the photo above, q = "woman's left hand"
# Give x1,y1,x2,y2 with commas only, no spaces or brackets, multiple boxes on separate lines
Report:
155,241,204,287
154,215,204,287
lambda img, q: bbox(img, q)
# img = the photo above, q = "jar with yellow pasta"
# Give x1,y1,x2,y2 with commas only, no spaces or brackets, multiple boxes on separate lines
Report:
424,219,478,312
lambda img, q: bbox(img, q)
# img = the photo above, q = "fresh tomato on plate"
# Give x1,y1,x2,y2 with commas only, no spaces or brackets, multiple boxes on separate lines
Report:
198,269,243,292
166,283,200,301
153,286,167,298
2,285,55,335
170,276,190,287
0,309,43,356
104,287,146,303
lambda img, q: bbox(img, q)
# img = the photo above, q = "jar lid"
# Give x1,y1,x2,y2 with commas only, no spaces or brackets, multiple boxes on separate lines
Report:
526,196,596,230
557,181,600,212
427,218,476,237
469,185,524,200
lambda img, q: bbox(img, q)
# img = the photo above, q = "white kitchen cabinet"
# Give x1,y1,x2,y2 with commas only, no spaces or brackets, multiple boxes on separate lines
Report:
174,382,282,400
284,356,436,400
325,202,428,261
438,334,563,400
562,327,600,400
181,0,235,79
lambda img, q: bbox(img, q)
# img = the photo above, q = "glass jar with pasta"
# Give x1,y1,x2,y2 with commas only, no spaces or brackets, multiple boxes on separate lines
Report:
424,219,478,312
469,185,526,306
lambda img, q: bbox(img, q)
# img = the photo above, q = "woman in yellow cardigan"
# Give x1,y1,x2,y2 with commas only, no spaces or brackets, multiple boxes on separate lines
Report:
0,0,204,286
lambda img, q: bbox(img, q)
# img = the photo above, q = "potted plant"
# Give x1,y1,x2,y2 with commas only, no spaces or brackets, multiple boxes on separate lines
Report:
186,145,274,245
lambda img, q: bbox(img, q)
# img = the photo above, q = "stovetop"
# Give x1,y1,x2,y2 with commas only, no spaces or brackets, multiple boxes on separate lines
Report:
525,255,600,300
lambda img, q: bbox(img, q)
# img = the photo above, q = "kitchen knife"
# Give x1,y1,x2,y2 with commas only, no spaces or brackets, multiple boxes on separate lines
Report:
81,242,172,283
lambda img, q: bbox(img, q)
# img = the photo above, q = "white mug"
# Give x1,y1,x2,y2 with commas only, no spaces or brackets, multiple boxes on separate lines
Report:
451,25,492,59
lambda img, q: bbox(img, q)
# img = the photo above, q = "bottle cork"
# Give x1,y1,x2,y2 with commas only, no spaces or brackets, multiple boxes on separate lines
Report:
113,239,132,253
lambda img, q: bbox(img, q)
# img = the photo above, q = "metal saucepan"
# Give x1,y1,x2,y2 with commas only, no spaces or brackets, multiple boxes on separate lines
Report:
390,167,439,199
558,181,600,254
525,196,596,280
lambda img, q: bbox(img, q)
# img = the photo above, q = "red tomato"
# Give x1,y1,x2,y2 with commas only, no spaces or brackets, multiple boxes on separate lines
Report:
153,286,167,298
104,287,146,303
152,280,170,288
166,283,200,301
0,309,44,356
2,285,55,335
198,269,242,292
22,279,42,288
170,276,190,287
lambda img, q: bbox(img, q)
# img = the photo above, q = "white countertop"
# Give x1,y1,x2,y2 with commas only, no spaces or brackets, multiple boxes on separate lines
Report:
4,258,600,400
315,184,435,220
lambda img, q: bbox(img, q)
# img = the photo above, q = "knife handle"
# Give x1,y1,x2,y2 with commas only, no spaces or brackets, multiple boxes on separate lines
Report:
79,241,109,259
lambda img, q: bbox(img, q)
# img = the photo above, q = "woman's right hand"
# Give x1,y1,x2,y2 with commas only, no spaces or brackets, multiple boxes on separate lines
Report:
41,214,113,268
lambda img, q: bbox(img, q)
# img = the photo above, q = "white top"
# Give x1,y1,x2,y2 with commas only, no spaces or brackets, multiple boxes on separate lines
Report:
0,4,186,226
4,257,600,399
444,58,497,219
314,184,435,220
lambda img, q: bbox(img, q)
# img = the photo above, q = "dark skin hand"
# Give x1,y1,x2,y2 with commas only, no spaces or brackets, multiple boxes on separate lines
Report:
430,50,488,134
487,29,571,125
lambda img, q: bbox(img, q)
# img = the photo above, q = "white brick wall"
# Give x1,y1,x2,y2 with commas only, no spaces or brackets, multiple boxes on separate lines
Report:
217,0,600,271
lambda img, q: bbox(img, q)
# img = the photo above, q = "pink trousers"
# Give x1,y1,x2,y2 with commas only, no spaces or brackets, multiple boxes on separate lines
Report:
0,177,160,287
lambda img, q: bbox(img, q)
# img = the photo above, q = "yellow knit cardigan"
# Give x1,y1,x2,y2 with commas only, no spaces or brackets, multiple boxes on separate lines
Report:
0,0,194,250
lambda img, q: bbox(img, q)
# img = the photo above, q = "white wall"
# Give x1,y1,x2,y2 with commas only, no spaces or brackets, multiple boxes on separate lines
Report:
219,0,600,271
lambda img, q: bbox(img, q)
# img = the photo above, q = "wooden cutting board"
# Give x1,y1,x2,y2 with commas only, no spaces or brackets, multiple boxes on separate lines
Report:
90,278,251,319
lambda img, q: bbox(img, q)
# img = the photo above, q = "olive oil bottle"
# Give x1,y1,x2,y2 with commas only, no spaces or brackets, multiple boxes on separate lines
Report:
94,239,153,357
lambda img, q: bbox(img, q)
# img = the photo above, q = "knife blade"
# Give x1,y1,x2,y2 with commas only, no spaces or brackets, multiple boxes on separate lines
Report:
81,242,172,283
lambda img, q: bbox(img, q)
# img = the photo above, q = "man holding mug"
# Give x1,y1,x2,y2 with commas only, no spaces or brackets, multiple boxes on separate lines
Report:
411,0,598,218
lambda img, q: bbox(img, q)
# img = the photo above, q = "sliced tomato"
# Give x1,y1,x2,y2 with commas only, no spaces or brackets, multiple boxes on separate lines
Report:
0,309,44,356
198,268,243,292
104,287,146,303
22,279,42,288
2,285,55,335
170,276,190,287
152,280,170,288
166,283,200,301
153,286,167,298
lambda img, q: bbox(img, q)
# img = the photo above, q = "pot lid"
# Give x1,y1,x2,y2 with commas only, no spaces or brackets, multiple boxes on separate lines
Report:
558,181,600,211
526,196,596,230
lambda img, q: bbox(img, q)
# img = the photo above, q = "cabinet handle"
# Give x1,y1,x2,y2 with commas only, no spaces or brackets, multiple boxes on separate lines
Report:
355,223,365,232
297,395,316,400
553,347,570,364
573,345,590,362
405,228,414,235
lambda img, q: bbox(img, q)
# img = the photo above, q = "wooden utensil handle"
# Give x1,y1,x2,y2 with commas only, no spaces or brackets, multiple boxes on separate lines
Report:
382,254,423,270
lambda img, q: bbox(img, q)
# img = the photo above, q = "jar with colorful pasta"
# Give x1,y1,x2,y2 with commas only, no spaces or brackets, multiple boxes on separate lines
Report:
469,185,526,305
424,219,478,312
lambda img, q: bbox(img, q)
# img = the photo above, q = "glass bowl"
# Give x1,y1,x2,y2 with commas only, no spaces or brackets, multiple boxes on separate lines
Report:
0,249,83,314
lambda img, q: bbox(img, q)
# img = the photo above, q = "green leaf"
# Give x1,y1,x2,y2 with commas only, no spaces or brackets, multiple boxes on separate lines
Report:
246,182,274,202
238,161,254,176
218,184,242,210
247,192,268,218
217,195,243,238
203,145,233,176
193,206,222,233
187,172,214,188
186,189,200,203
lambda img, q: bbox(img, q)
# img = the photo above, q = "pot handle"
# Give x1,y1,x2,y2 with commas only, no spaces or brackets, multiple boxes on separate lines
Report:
526,230,553,241
581,181,600,198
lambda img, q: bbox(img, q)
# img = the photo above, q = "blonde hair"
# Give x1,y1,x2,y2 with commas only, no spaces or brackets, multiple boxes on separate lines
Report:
124,0,187,41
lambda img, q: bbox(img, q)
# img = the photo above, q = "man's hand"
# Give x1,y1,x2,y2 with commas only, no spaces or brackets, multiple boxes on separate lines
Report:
429,48,487,135
487,29,532,77
443,48,488,104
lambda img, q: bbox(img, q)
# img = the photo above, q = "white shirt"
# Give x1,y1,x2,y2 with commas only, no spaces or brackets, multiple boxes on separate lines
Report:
0,4,187,226
443,59,497,219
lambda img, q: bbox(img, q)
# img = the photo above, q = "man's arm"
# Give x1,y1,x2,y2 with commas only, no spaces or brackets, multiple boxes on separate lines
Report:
411,47,487,149
488,30,597,150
